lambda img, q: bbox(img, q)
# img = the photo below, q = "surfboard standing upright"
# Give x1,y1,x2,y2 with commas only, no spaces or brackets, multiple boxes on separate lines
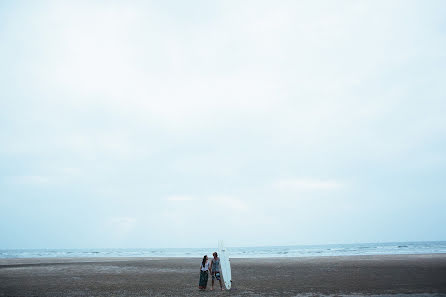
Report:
218,240,232,290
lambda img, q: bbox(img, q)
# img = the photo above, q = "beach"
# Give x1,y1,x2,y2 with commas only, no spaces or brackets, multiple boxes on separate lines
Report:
1,254,446,296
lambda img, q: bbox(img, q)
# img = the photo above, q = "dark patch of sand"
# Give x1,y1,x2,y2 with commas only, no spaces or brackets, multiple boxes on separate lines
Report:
1,254,446,296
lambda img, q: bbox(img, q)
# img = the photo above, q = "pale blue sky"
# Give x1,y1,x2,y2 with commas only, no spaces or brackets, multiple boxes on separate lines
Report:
1,0,445,249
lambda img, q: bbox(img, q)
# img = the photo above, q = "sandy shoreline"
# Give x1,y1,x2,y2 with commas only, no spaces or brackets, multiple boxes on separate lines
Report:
1,254,446,296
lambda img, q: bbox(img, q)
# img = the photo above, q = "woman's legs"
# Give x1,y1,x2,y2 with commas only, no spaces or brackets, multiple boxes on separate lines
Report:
199,271,208,290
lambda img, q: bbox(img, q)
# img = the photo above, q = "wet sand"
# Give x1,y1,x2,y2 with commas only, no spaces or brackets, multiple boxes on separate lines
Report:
1,254,446,296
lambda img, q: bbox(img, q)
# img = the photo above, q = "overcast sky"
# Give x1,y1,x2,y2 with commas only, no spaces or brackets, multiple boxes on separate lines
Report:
1,0,445,249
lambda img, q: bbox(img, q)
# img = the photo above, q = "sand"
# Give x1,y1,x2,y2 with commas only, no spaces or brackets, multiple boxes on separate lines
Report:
1,254,446,296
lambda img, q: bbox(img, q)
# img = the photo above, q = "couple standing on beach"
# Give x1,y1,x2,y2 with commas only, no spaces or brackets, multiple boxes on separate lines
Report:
199,252,224,291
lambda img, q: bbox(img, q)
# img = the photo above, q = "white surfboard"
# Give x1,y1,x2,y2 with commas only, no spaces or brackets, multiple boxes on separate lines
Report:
218,240,232,290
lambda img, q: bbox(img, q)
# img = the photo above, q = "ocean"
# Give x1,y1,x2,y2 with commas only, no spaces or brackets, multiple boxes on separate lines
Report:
1,241,445,259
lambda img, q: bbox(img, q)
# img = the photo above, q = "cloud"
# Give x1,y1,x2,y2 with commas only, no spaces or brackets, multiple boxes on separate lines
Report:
164,194,248,212
108,216,137,238
208,196,248,211
3,167,84,187
5,175,51,185
273,178,343,191
166,195,196,201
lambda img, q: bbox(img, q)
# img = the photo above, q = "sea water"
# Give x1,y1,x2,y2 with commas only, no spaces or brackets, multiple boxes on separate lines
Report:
1,241,445,259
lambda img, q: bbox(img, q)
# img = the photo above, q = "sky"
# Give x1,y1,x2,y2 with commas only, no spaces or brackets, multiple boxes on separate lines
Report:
0,0,445,249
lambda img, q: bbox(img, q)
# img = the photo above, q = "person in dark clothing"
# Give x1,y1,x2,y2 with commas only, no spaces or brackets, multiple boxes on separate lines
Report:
198,255,209,290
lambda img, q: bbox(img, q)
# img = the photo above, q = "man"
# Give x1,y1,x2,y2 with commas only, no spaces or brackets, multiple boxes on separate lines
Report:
209,252,224,290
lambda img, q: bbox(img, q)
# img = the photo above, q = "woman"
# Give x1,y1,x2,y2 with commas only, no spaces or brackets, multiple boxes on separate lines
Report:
198,255,209,290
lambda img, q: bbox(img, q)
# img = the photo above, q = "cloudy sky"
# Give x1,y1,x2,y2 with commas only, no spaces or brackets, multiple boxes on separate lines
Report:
1,0,445,249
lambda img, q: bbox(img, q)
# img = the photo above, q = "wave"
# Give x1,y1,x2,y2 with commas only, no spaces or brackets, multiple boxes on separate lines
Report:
1,241,445,259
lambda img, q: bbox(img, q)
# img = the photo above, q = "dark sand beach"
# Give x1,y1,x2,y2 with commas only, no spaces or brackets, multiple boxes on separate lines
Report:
1,254,446,296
